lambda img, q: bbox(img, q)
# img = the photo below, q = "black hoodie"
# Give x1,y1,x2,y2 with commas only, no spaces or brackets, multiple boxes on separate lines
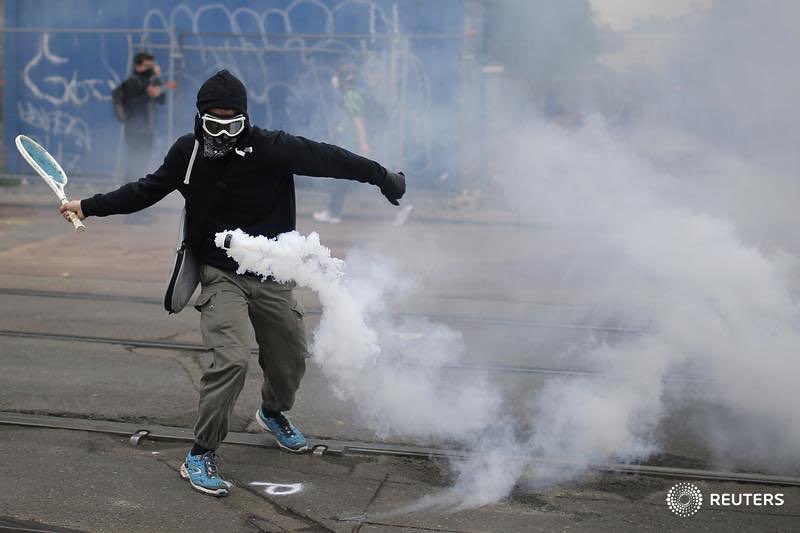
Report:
82,70,390,272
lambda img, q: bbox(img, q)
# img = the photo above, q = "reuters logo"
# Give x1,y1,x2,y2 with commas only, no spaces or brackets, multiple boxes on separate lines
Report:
666,482,703,517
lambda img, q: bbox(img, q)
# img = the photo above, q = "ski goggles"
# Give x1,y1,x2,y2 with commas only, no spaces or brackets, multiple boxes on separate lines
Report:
201,114,246,137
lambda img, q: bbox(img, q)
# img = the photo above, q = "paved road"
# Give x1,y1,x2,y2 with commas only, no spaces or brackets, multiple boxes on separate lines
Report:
1,189,798,531
3,425,799,532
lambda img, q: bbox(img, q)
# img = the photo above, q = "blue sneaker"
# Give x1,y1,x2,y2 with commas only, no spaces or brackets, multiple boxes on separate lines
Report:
180,451,232,497
255,408,308,453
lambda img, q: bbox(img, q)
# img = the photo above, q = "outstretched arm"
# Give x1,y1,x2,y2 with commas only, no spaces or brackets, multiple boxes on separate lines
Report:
62,140,185,219
269,131,405,204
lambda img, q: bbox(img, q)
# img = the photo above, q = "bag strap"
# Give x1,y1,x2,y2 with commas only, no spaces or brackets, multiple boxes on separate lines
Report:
182,142,231,247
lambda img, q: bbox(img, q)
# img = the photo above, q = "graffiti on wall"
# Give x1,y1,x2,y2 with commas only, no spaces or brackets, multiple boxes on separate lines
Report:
13,1,451,177
17,32,123,174
23,34,115,107
141,1,434,172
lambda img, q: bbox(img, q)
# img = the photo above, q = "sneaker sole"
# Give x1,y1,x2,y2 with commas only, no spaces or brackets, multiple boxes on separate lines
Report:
312,215,341,224
180,463,231,497
254,410,309,453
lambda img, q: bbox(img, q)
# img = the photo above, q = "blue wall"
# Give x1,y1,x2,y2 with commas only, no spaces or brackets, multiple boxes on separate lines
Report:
4,0,465,180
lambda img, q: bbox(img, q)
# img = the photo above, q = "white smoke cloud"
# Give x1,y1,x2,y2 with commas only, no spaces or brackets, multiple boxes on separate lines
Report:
214,0,800,509
216,109,800,504
590,0,714,31
484,116,800,492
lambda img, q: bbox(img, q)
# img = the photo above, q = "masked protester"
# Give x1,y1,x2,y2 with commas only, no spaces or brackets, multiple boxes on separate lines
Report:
61,69,406,497
111,51,166,180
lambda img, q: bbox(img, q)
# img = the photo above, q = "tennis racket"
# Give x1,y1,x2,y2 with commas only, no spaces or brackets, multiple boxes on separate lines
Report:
15,134,85,232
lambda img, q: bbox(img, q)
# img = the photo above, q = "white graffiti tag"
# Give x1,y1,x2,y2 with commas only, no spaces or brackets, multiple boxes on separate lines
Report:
17,101,92,150
140,1,434,171
250,481,304,496
24,33,113,107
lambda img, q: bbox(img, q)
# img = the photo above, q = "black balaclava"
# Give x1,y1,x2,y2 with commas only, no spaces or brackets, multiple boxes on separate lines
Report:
195,69,250,158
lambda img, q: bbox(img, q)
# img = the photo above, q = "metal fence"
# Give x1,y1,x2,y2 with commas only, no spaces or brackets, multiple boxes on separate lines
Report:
3,0,474,187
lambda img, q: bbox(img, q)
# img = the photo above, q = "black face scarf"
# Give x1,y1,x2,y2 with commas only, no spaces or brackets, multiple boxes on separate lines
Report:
202,131,240,158
138,68,154,79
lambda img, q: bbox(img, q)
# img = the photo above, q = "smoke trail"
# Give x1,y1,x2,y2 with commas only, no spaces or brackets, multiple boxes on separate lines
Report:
215,230,377,386
215,229,501,441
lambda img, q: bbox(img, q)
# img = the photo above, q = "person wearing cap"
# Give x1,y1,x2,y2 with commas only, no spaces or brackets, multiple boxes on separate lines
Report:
60,69,406,497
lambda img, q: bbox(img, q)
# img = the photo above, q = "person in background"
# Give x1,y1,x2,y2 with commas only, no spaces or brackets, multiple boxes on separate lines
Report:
112,52,166,226
313,64,413,226
313,64,371,224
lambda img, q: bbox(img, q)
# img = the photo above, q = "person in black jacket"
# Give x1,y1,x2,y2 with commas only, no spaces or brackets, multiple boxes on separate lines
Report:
61,69,406,497
112,52,166,180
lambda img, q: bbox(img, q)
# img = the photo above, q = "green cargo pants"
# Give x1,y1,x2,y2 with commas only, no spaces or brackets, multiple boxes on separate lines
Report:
193,264,308,450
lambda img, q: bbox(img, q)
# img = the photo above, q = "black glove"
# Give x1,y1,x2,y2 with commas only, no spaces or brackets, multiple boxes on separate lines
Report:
379,171,405,206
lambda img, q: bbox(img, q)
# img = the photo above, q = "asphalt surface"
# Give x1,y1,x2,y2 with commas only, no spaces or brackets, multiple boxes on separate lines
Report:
1,185,799,532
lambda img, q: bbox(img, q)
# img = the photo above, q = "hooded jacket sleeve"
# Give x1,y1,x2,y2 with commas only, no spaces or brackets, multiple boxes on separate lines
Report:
268,131,388,187
81,140,185,217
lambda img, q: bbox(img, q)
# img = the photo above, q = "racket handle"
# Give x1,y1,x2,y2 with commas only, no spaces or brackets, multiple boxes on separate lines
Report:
60,198,86,232
67,210,86,231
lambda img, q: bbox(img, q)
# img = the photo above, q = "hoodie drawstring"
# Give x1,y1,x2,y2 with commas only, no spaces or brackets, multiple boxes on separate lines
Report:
184,140,199,185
